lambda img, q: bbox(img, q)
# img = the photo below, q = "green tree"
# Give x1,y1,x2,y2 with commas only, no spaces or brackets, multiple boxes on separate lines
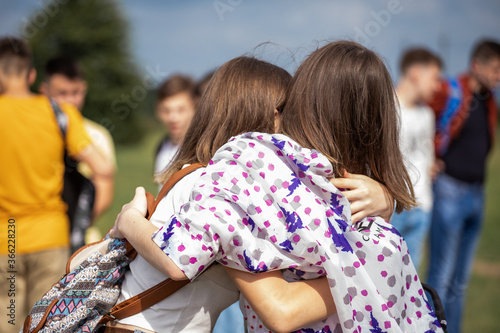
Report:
24,0,145,144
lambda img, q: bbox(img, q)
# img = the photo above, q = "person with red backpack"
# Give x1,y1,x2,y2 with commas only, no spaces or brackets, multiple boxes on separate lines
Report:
427,39,500,333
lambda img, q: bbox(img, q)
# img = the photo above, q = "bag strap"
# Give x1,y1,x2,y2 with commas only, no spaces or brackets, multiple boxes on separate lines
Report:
99,163,204,326
99,278,191,325
148,163,205,219
436,77,463,156
49,99,69,140
422,283,448,332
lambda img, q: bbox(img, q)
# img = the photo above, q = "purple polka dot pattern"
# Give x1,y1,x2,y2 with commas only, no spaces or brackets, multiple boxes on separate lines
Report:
152,132,443,333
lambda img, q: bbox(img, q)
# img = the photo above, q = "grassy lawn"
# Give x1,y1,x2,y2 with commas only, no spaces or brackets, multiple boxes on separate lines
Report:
95,126,500,333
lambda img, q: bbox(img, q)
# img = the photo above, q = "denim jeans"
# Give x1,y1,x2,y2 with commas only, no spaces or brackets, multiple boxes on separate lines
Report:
427,173,484,333
213,301,245,333
391,207,431,270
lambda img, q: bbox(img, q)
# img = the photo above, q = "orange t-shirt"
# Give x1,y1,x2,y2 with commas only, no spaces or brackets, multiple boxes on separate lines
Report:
0,95,92,254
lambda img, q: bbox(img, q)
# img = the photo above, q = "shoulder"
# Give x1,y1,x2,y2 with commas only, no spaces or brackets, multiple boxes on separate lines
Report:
151,166,205,224
214,132,307,160
58,101,82,118
83,118,115,148
57,101,88,130
210,132,281,166
0,94,50,109
162,166,205,204
83,118,111,136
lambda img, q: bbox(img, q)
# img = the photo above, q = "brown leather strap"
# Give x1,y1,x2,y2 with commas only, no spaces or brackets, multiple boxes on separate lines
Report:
98,163,204,327
22,313,32,333
99,279,190,326
145,192,155,219
148,163,204,219
25,299,58,333
125,163,204,260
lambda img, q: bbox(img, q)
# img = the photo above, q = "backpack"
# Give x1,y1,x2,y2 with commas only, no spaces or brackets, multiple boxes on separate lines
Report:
50,100,96,253
435,77,463,156
22,163,203,333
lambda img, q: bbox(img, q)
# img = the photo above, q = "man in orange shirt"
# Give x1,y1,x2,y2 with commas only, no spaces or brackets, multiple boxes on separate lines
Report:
0,37,114,333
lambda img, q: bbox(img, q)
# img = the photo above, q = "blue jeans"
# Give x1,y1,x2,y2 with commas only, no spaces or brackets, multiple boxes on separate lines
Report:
391,207,431,270
427,173,484,333
213,301,245,333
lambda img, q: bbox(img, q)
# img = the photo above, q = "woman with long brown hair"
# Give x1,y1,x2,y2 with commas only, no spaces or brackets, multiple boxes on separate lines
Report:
110,54,392,332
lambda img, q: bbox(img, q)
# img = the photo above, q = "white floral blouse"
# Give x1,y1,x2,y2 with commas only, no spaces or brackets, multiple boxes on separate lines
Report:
152,132,443,333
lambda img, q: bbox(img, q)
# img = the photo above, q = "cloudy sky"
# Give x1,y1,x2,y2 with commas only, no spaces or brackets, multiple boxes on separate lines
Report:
2,0,500,84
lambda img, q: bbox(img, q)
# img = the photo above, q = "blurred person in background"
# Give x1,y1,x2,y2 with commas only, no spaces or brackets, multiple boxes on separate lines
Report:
392,48,443,270
427,39,500,333
40,57,116,246
0,37,114,333
154,74,196,183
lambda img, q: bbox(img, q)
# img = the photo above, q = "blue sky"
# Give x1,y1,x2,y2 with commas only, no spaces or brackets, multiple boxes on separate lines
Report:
1,0,500,84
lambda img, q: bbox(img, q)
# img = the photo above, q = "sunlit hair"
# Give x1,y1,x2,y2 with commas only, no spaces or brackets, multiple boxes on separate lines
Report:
0,37,32,76
156,56,291,183
280,40,416,213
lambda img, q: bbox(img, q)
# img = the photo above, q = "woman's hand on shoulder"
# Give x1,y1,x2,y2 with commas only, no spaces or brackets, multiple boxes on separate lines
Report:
329,171,394,223
109,187,148,239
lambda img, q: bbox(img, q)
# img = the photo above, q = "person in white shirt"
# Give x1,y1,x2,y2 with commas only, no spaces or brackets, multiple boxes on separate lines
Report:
393,48,443,269
154,75,196,181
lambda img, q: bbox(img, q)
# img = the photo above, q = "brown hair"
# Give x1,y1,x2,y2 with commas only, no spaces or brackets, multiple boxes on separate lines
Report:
0,37,32,76
156,56,291,183
157,74,195,103
471,39,500,64
399,48,443,75
280,41,416,213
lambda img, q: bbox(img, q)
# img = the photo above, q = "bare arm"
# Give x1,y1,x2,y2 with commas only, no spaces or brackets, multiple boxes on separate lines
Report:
225,268,336,333
329,170,394,222
75,144,114,179
91,170,114,218
109,187,188,280
76,145,115,219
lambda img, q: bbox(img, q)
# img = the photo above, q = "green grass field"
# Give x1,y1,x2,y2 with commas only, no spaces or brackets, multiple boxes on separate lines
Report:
95,126,500,333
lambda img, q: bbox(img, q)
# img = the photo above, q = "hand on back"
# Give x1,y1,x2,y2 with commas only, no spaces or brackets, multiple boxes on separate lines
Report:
329,171,394,223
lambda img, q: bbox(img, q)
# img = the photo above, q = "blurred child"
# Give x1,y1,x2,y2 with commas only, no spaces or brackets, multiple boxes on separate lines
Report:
154,75,196,178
